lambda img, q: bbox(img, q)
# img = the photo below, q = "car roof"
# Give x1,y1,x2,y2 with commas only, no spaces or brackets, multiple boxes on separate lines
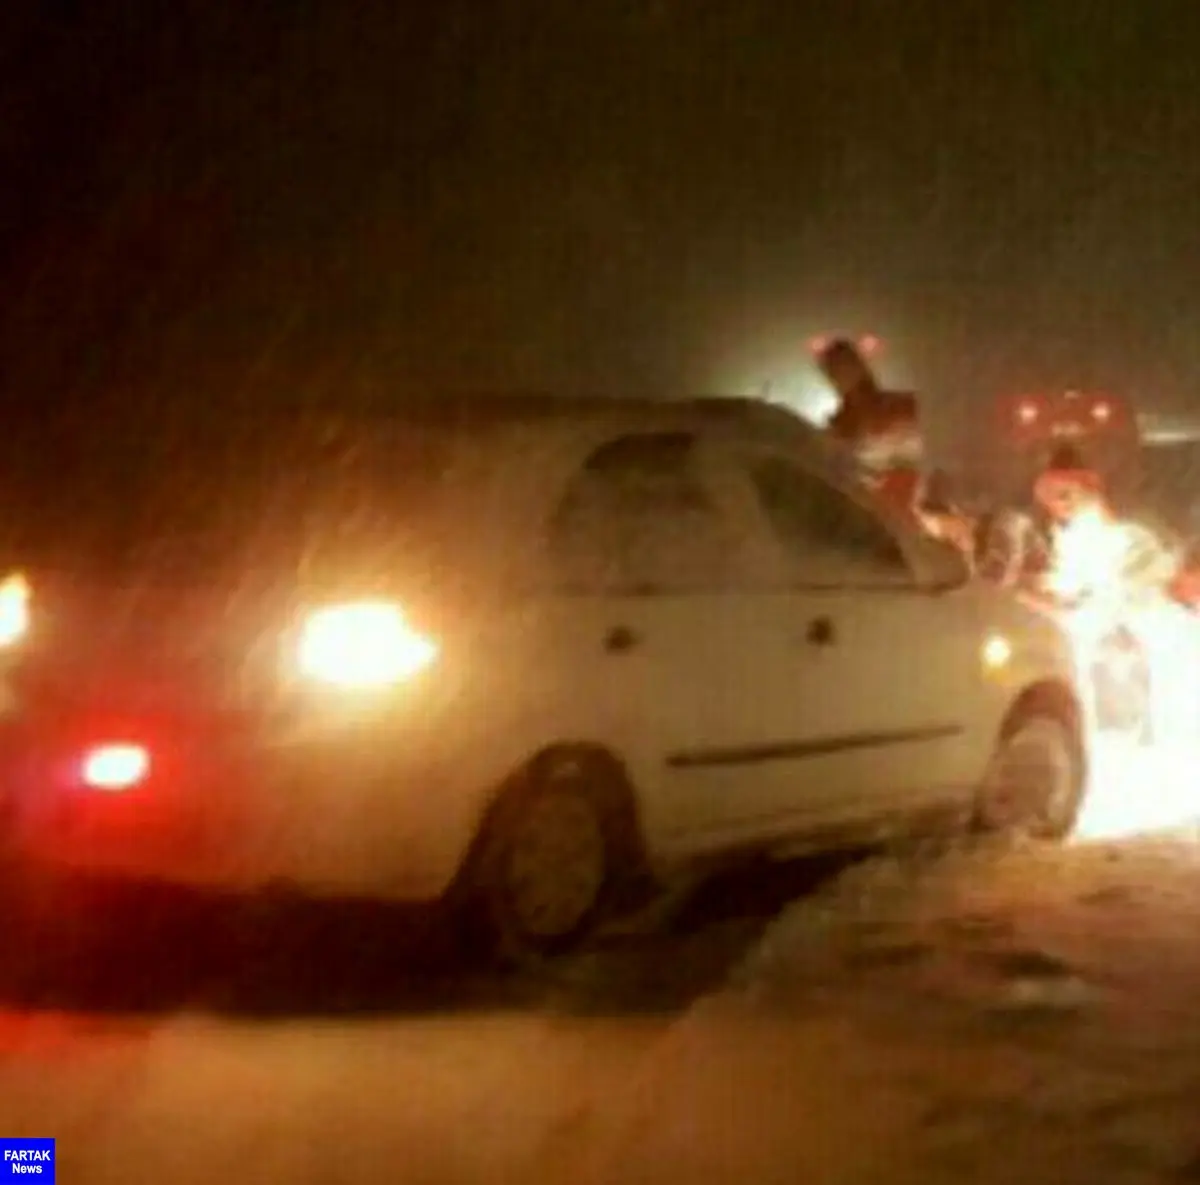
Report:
371,391,826,453
324,390,813,431
339,391,836,525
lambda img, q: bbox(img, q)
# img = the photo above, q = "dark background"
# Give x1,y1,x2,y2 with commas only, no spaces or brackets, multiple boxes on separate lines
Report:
0,0,1197,434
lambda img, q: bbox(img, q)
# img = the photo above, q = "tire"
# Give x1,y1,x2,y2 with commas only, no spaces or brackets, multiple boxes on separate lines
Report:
974,708,1085,841
466,754,628,964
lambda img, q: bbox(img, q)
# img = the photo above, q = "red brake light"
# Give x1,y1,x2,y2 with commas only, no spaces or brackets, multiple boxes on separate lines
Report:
1091,400,1112,422
81,744,150,792
1016,399,1039,425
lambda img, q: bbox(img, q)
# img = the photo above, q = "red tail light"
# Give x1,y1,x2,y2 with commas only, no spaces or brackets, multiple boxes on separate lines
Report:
1016,399,1040,425
80,743,151,792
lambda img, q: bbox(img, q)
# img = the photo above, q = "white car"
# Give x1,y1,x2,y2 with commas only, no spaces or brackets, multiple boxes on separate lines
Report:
2,395,1087,957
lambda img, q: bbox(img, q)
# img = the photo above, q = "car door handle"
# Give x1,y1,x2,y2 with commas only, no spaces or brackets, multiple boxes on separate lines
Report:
604,625,639,654
805,616,836,646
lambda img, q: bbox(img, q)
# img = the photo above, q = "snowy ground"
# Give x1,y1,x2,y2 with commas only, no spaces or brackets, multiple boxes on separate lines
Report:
3,744,1200,1183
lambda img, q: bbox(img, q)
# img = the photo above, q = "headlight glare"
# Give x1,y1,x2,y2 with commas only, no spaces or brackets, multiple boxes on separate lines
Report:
297,600,437,688
0,572,31,648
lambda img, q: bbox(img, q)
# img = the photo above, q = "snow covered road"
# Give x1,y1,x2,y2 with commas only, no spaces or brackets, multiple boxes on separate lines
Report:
4,757,1200,1183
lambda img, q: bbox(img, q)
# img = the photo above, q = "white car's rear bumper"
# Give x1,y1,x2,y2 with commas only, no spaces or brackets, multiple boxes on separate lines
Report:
0,715,487,903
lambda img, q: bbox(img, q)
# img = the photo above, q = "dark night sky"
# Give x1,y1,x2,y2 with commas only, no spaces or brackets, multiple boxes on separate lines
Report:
0,0,1197,435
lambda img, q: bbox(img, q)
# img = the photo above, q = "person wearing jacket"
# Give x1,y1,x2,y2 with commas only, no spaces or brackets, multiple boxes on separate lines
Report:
914,469,979,558
816,337,924,518
1033,443,1178,605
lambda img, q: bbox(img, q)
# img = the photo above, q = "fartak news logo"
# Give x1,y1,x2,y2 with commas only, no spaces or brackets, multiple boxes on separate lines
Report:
0,1140,55,1182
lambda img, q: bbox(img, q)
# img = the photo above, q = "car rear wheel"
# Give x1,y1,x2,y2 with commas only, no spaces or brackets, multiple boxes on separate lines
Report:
975,710,1085,840
467,756,626,964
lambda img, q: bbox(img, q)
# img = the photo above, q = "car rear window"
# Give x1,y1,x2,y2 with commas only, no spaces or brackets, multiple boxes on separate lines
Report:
548,432,745,592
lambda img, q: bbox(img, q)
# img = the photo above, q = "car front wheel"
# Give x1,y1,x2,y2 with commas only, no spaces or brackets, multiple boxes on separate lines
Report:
974,710,1085,840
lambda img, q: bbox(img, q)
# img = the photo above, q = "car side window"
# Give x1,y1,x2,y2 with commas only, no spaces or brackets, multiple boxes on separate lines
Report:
548,432,743,593
745,454,911,583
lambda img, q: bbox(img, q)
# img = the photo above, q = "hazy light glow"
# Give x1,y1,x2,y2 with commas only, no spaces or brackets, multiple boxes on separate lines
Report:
1044,507,1128,601
81,743,150,792
0,572,31,647
1041,512,1200,841
297,600,438,688
981,633,1013,670
762,377,839,427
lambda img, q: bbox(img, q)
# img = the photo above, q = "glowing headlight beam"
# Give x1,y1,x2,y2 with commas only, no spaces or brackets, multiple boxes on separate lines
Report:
1046,507,1128,601
0,572,31,647
297,601,437,689
981,633,1013,671
1038,508,1200,843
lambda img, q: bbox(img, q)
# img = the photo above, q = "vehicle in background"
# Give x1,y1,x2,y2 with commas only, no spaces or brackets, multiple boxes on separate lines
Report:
0,394,1087,960
978,389,1142,508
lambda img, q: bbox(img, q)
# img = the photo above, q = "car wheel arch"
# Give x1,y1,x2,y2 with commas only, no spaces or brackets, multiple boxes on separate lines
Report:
1001,678,1085,741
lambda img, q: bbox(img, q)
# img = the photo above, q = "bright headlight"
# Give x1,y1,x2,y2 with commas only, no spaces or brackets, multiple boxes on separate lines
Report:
0,572,31,648
296,600,437,688
981,632,1013,671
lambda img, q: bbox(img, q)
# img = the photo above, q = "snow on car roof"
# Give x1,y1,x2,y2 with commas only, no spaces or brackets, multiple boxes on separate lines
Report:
423,391,824,450
334,390,819,435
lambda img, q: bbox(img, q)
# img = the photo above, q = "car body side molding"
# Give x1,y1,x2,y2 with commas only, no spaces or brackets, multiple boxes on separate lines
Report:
665,724,964,769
